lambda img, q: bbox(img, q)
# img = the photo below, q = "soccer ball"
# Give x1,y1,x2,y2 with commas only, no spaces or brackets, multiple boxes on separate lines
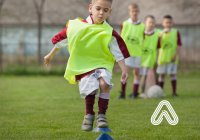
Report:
147,85,164,98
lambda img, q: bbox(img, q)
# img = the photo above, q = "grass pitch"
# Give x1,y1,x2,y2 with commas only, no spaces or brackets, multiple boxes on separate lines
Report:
0,72,200,140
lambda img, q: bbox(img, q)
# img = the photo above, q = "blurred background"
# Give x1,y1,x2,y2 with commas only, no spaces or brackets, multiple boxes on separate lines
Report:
0,0,199,75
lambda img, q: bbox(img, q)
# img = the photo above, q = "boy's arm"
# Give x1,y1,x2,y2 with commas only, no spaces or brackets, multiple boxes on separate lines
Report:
110,30,130,83
110,30,130,61
117,60,128,84
52,27,68,49
155,37,161,68
44,47,59,66
177,31,182,47
172,31,182,62
44,27,68,66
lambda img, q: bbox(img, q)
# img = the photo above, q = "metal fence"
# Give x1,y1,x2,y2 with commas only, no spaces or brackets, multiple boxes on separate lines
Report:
0,24,200,72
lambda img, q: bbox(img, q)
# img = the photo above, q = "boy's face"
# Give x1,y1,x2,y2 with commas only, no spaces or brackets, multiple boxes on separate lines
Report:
89,0,112,24
145,18,156,31
162,18,173,30
129,7,139,21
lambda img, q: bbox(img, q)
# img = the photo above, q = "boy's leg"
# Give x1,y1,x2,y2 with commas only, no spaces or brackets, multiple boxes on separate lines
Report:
169,63,178,96
171,74,177,96
140,75,146,94
145,69,157,97
82,91,96,131
130,57,141,98
131,67,140,97
85,91,96,115
154,68,159,85
120,82,127,98
79,73,100,131
139,75,147,98
97,78,110,128
156,64,166,89
119,67,129,99
158,74,165,89
140,67,148,94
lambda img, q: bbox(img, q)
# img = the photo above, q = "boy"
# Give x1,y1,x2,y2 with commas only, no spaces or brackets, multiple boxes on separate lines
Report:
140,15,160,96
157,15,182,96
44,0,130,131
120,3,145,99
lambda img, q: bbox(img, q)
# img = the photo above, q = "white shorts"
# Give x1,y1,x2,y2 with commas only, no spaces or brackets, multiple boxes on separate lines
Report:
78,69,113,98
156,63,177,75
140,67,150,76
125,57,141,68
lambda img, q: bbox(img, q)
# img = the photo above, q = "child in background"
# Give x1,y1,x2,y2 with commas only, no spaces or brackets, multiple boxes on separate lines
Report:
120,3,145,99
157,15,182,96
140,15,160,96
44,0,130,131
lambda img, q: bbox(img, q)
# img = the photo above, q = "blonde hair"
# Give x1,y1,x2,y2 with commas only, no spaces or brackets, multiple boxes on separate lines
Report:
91,0,113,4
129,3,139,10
145,15,156,21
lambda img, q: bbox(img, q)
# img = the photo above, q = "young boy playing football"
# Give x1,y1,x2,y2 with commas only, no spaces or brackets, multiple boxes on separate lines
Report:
140,15,160,96
120,3,145,99
44,0,130,131
157,15,182,96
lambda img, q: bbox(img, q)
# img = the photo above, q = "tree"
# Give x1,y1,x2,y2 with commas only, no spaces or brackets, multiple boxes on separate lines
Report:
0,0,6,71
33,0,45,65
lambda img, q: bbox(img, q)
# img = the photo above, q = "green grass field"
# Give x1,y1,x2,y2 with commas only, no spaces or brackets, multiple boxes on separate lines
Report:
0,72,200,140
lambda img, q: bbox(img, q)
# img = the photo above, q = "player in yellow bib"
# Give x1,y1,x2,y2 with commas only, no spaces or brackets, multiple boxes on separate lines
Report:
156,15,182,96
140,15,160,98
119,3,145,99
44,0,130,131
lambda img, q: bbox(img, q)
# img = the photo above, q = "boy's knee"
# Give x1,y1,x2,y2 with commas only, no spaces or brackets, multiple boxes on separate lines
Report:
99,92,110,99
158,74,165,81
160,74,165,78
170,74,176,80
99,78,110,93
134,68,140,74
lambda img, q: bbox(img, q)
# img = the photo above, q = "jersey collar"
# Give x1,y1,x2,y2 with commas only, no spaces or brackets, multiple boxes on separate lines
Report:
86,15,106,24
144,29,155,35
128,18,141,25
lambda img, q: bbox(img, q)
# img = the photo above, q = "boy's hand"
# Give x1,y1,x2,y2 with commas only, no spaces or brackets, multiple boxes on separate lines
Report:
117,60,129,84
171,55,176,62
44,54,52,66
121,69,128,84
43,47,59,67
